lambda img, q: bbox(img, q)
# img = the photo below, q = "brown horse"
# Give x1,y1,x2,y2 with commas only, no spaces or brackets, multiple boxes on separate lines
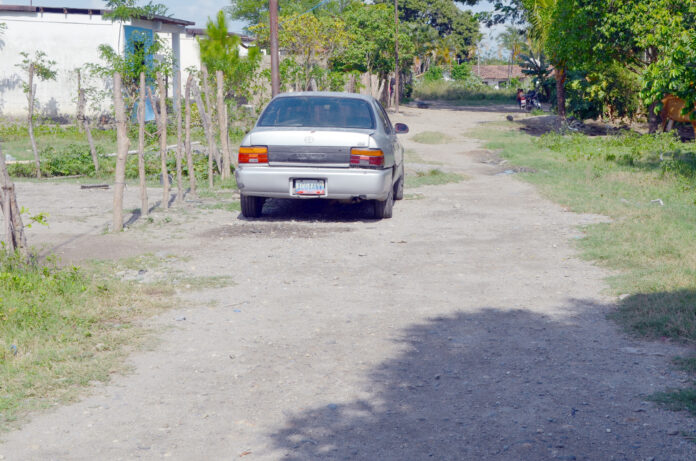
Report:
660,94,696,135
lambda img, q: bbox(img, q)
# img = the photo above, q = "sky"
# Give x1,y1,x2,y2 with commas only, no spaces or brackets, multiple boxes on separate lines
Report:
4,0,506,48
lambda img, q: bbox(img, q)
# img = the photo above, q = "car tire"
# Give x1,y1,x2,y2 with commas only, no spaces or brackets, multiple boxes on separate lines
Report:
240,194,264,218
374,189,394,219
394,171,404,201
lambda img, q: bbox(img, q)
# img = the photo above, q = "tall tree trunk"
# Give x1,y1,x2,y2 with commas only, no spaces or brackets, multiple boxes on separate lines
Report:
201,64,222,173
175,70,184,204
77,72,99,173
157,73,170,209
27,64,41,179
555,67,567,119
192,82,216,189
112,72,130,233
0,143,28,255
216,70,231,180
138,72,148,217
184,73,196,197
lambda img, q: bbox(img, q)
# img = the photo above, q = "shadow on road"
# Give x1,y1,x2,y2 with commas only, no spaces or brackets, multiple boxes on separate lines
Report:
268,305,696,460
238,198,382,223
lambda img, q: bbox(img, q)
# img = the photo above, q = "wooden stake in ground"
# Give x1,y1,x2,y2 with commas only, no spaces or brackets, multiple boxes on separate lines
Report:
216,70,231,180
175,70,184,204
201,64,222,172
112,72,130,233
191,82,216,189
157,73,170,209
26,63,40,179
184,73,196,197
147,86,161,127
77,69,99,173
137,72,148,217
0,143,27,255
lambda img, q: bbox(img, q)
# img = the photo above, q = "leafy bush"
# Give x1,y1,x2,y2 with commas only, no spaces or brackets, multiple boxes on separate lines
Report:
566,64,641,121
423,66,444,82
414,78,516,102
450,63,472,81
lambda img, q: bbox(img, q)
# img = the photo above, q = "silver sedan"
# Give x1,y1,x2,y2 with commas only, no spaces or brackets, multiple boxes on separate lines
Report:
235,92,408,219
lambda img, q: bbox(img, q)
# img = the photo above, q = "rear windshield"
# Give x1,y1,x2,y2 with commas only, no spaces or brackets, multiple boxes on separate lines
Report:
257,96,375,129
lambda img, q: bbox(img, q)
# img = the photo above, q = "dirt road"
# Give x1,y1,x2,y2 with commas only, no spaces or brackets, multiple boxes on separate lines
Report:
2,105,696,460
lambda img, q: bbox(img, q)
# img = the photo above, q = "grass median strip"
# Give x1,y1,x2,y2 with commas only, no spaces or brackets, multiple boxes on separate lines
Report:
470,122,696,416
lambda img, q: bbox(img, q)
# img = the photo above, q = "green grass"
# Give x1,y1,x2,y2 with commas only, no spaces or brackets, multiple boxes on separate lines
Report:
469,123,696,420
406,169,468,188
411,131,453,145
0,252,168,428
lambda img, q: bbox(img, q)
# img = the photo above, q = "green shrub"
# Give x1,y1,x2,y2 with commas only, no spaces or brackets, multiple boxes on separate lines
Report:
451,63,472,81
414,79,516,102
423,66,444,82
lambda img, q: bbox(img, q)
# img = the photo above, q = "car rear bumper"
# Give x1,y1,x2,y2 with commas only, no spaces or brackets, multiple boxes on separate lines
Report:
235,166,392,200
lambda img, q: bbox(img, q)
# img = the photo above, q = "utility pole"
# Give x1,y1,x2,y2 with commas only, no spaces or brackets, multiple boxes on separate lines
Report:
269,0,280,97
394,0,399,113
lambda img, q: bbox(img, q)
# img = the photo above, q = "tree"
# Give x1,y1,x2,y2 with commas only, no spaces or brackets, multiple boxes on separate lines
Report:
198,10,262,103
377,0,480,60
497,26,527,81
253,12,349,91
103,0,170,21
91,1,172,114
227,0,352,29
333,2,415,103
16,51,57,178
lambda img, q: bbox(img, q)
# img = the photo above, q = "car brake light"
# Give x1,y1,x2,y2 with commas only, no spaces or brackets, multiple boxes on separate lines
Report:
350,148,384,168
239,146,268,164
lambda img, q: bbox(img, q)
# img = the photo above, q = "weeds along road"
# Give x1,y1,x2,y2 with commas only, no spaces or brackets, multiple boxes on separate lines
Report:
2,105,696,460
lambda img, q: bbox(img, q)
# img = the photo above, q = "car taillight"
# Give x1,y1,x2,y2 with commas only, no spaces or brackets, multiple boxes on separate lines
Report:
350,148,384,168
239,146,268,164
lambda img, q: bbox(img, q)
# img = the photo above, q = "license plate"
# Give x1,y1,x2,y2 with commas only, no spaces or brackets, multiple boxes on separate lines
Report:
294,179,326,196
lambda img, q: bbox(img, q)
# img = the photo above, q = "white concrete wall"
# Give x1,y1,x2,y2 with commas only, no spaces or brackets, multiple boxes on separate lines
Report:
0,11,188,120
0,10,122,119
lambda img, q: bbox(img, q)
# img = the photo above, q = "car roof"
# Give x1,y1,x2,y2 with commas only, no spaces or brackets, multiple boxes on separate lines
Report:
273,92,378,104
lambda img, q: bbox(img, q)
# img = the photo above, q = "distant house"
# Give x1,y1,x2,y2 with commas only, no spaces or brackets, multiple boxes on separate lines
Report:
474,65,528,88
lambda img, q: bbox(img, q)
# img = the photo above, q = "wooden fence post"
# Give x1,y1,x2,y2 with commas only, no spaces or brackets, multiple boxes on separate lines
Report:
112,72,130,232
157,73,170,209
0,144,28,254
191,82,216,188
138,72,148,217
175,70,184,204
27,63,41,179
216,70,231,180
184,73,196,197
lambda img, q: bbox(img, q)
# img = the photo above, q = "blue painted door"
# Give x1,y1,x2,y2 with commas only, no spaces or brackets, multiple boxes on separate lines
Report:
124,26,155,122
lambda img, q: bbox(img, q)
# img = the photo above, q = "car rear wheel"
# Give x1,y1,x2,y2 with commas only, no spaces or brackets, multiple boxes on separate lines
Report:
240,194,264,218
393,172,404,201
374,189,394,219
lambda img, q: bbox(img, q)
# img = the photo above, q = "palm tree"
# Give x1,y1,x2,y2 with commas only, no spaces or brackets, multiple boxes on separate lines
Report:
522,0,568,117
498,26,527,82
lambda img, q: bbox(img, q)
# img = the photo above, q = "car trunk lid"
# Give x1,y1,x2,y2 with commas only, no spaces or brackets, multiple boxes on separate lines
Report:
250,129,372,167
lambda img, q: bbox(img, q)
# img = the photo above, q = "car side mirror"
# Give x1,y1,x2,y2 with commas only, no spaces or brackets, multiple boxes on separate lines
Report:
394,123,409,134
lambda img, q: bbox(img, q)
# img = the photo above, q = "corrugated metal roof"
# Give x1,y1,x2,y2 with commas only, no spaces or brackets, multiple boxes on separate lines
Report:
0,4,195,26
475,65,526,80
